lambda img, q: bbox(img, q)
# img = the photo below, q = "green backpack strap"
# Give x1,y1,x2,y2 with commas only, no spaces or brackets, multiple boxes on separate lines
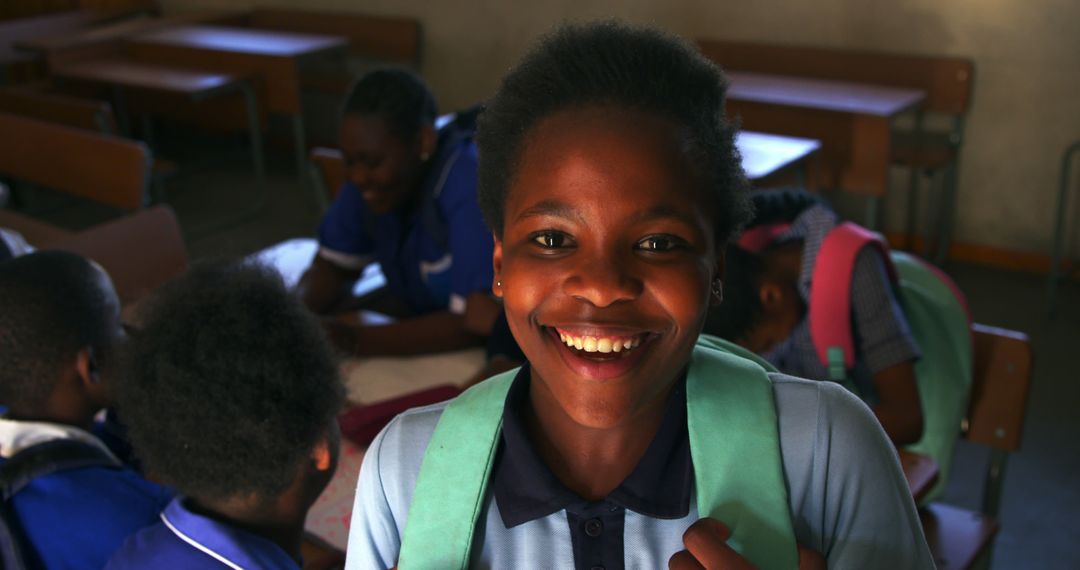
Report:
687,340,798,569
399,337,797,569
891,252,973,502
398,368,518,569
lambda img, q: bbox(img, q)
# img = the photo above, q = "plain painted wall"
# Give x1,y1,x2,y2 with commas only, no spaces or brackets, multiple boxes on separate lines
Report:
164,0,1080,256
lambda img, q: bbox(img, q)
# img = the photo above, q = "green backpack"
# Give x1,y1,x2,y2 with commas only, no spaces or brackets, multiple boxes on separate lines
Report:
810,222,973,502
396,336,799,569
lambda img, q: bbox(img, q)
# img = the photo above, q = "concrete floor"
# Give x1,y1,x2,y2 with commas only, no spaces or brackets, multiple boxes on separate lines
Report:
13,136,1080,568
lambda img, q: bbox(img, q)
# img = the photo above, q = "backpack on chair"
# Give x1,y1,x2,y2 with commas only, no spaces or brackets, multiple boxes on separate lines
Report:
0,440,122,570
810,222,973,502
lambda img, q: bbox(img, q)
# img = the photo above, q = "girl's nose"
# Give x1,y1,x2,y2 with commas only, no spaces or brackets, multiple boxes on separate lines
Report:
562,252,643,308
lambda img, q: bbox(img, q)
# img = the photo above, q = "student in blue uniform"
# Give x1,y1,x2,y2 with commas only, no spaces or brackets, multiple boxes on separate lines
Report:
346,22,933,569
107,260,344,569
704,189,924,444
299,68,500,356
0,251,171,569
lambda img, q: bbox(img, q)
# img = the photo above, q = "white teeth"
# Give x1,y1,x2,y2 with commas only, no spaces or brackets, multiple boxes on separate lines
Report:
556,329,645,354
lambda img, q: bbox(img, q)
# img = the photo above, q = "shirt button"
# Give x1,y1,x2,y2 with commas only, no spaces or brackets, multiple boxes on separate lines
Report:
584,518,603,537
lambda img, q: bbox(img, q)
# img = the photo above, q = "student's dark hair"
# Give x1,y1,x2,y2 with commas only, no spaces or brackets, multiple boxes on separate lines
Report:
704,188,825,341
0,251,118,412
116,260,343,501
342,68,437,141
476,21,752,243
745,187,827,228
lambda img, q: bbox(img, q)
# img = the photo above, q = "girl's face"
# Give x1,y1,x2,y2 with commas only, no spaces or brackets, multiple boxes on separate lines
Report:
339,113,426,214
493,106,721,429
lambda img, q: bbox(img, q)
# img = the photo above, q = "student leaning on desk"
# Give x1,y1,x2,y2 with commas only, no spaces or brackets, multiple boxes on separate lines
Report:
298,68,501,358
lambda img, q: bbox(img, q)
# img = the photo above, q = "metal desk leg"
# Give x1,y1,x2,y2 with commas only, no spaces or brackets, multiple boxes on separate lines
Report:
865,195,880,231
241,84,265,190
1048,141,1080,311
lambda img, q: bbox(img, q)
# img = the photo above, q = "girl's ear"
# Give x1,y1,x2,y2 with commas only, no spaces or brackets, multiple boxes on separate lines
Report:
492,234,504,298
758,282,787,315
418,125,437,160
312,438,333,472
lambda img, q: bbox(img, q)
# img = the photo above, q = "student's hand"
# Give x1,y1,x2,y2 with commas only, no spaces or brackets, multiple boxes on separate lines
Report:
321,317,361,355
668,518,825,569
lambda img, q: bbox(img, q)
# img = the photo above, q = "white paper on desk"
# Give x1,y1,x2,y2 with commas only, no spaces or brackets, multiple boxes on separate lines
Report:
342,347,487,405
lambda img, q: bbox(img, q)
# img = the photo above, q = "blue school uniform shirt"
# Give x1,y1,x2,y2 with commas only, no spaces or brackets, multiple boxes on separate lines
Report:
317,131,492,316
107,496,301,570
0,418,172,570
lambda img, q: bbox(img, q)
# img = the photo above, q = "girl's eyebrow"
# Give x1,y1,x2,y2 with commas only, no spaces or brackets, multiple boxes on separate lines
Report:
630,205,701,228
514,199,585,224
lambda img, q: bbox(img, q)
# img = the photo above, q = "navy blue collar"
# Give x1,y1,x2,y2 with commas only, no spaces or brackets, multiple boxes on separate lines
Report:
492,365,692,528
159,496,301,570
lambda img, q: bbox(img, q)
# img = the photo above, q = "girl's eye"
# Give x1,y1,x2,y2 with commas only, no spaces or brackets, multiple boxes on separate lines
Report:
637,235,685,252
532,231,573,249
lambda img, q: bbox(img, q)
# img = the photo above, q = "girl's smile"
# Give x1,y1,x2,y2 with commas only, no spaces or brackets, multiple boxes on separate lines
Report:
493,105,722,429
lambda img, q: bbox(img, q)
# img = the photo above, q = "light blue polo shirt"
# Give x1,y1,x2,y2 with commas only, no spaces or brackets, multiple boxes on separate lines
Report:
345,373,935,569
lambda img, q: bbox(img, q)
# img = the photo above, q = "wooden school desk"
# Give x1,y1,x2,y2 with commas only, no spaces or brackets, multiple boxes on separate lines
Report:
128,25,349,185
737,130,821,187
50,58,264,193
0,10,108,82
899,449,940,503
725,71,925,226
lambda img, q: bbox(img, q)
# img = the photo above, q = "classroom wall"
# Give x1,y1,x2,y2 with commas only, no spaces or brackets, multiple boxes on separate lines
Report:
164,0,1080,257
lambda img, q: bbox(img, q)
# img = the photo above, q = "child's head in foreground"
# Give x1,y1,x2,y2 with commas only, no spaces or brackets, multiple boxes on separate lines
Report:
475,21,752,427
0,251,123,426
116,260,343,511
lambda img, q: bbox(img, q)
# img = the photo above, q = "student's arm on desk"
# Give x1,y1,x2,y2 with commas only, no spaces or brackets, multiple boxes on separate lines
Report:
298,254,364,315
871,360,923,445
324,310,484,356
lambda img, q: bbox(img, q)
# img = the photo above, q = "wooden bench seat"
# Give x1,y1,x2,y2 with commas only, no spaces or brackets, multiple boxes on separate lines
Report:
0,112,150,211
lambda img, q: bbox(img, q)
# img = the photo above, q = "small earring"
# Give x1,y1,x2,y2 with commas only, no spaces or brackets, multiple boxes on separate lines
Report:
711,279,723,303
496,280,502,288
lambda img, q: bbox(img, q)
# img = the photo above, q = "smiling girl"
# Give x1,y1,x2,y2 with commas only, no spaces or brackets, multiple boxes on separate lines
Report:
346,22,933,570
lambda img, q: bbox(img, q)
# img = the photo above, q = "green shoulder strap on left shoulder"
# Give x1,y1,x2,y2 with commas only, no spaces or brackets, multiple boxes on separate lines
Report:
397,335,798,569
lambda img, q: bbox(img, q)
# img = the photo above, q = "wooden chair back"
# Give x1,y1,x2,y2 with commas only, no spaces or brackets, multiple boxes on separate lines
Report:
696,39,974,115
0,112,149,210
44,204,186,304
919,323,1031,570
0,86,117,132
309,146,346,202
242,8,421,67
965,323,1033,452
0,208,74,244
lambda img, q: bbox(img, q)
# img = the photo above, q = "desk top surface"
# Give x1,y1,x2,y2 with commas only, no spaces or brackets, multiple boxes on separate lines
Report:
737,131,821,180
133,25,348,58
727,71,925,117
52,58,241,96
14,12,225,53
899,450,940,502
